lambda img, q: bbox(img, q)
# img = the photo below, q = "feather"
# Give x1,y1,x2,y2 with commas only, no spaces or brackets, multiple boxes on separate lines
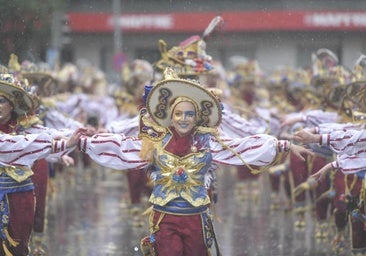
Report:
354,54,366,68
202,16,224,39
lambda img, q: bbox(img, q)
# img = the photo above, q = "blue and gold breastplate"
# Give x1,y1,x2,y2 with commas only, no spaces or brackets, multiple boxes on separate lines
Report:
149,133,212,207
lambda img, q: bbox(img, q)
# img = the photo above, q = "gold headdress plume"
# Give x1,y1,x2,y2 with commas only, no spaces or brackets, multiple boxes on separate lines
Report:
8,54,21,72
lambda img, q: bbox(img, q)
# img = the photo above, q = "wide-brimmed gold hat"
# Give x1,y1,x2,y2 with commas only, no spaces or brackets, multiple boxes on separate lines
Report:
20,61,57,97
146,68,222,128
21,72,57,97
345,54,366,111
0,74,34,115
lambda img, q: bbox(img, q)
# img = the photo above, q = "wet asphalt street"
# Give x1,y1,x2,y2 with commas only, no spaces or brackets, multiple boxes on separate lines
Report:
42,161,349,256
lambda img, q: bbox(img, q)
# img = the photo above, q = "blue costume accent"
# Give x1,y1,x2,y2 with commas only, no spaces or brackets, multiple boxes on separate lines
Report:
0,171,34,241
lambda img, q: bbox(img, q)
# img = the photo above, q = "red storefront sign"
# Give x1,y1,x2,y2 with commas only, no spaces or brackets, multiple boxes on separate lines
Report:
68,10,366,33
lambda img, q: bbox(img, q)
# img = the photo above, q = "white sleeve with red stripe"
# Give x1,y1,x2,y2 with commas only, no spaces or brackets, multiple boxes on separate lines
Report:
319,129,366,155
0,133,56,167
332,154,366,174
78,133,148,170
210,134,282,166
25,124,76,163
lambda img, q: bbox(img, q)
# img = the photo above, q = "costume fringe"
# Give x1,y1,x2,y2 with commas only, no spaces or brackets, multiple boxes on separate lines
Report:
2,241,13,256
4,229,18,247
149,211,165,234
139,137,155,162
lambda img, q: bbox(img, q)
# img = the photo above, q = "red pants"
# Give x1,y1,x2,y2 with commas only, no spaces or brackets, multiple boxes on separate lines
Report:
152,211,209,256
0,191,35,256
31,159,49,233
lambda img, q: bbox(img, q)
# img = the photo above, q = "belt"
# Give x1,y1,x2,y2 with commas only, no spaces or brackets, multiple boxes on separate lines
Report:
153,199,208,215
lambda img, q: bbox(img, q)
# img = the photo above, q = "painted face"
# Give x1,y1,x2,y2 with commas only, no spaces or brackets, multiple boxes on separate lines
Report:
0,96,13,124
171,101,197,136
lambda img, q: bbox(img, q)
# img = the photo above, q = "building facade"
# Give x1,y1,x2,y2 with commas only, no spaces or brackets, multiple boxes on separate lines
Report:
59,0,366,81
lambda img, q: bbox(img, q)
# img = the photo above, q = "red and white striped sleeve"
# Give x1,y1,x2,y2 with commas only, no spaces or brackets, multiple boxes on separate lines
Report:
332,154,366,174
318,129,366,155
0,133,57,166
78,133,148,170
210,133,283,166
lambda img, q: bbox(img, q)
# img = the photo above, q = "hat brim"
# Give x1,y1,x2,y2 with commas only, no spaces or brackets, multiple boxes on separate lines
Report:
345,81,366,108
146,79,222,128
22,72,57,97
0,81,34,115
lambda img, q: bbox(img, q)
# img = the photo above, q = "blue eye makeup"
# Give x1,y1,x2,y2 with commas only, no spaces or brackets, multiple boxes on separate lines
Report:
0,98,9,104
184,111,196,118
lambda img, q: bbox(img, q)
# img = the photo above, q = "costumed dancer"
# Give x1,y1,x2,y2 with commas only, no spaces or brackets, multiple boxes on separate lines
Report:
153,16,225,220
0,72,85,256
77,67,313,256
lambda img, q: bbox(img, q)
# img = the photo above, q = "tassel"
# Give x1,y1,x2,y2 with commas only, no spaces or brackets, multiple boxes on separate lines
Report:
142,206,153,216
2,241,13,256
4,229,18,247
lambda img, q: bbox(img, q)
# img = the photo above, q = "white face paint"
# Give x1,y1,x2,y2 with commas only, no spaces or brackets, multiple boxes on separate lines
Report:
171,101,197,136
0,96,13,124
